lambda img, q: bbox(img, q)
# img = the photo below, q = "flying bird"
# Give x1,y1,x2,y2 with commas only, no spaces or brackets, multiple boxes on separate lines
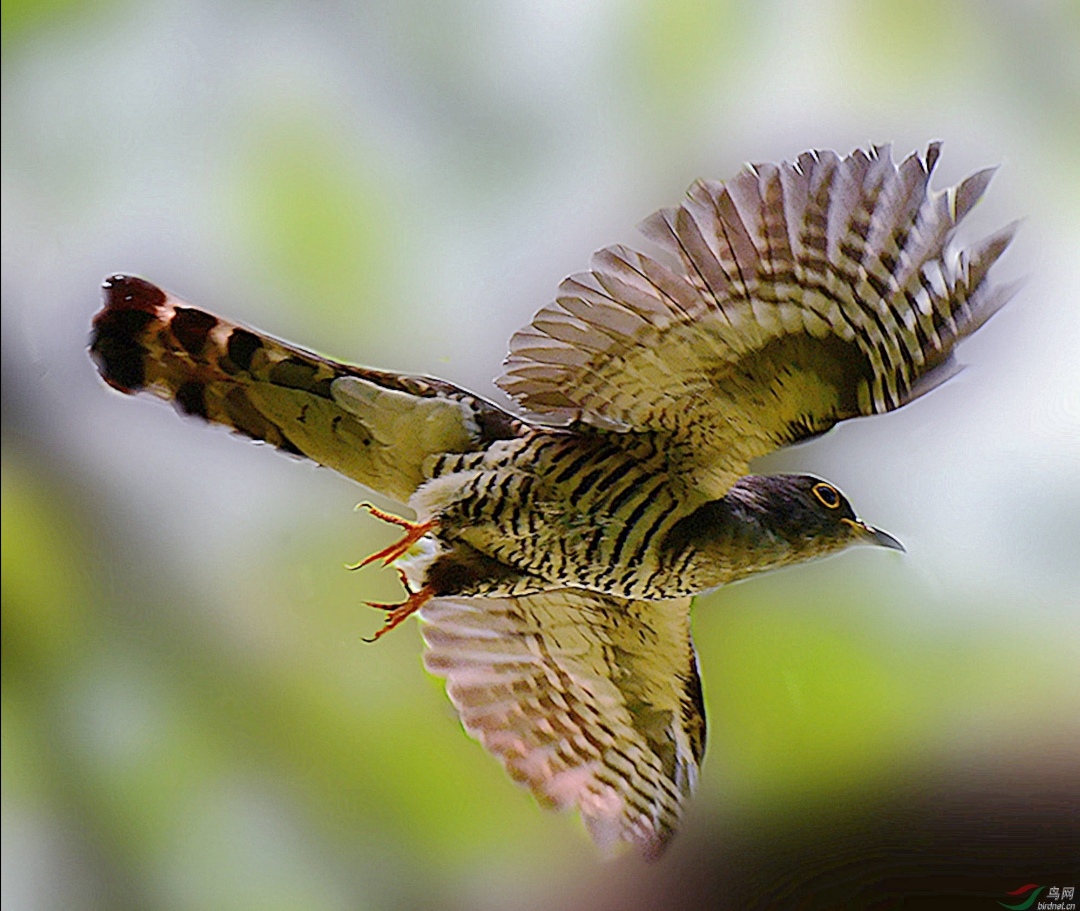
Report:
89,143,1016,857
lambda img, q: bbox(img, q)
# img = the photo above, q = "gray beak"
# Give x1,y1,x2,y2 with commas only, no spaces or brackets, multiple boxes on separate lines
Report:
864,523,905,552
843,517,906,552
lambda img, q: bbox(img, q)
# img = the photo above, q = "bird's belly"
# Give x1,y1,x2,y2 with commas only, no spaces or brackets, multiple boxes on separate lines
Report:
414,431,729,599
444,482,705,600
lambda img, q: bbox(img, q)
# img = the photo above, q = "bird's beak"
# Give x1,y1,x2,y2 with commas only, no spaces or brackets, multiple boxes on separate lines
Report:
843,518,906,552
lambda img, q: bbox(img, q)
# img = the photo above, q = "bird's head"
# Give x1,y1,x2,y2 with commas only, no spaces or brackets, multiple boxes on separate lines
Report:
662,474,905,586
728,474,905,560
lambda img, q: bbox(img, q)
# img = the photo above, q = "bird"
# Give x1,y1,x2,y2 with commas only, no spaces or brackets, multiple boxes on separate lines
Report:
89,143,1017,858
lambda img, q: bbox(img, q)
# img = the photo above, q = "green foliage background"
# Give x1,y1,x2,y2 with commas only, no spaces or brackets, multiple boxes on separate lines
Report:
3,1,1078,908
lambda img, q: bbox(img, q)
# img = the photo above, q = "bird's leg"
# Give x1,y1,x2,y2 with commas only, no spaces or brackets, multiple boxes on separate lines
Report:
363,568,434,642
349,503,438,569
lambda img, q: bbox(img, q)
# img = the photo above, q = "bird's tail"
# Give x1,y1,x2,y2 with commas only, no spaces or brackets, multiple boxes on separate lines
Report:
90,274,518,503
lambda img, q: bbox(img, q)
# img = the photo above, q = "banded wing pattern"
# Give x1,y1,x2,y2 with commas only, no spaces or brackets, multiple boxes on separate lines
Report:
498,144,1018,497
421,590,704,857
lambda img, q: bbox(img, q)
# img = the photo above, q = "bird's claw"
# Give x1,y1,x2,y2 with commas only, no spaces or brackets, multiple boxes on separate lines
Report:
362,577,434,642
348,503,438,570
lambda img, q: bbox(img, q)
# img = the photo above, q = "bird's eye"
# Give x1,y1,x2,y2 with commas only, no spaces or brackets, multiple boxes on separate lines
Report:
812,483,841,509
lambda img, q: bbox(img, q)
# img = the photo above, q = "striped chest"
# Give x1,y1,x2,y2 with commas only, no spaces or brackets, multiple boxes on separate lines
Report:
420,430,711,599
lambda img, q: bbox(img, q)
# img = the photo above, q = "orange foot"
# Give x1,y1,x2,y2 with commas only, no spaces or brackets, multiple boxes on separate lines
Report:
350,503,438,570
363,570,434,642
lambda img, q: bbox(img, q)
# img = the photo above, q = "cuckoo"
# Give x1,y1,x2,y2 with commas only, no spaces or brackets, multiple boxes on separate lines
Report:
89,144,1016,857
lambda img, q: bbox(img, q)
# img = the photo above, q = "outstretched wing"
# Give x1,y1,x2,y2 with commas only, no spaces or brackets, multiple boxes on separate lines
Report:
421,590,705,858
497,144,1018,497
90,274,521,503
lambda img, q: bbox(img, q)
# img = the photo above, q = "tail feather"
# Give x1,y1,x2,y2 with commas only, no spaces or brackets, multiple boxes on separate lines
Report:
90,275,519,503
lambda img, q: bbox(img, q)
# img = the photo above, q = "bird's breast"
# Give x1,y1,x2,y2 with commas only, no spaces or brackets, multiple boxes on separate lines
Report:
418,431,729,599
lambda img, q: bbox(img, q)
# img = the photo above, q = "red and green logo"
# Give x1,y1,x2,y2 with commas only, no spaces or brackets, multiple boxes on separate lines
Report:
1000,885,1045,910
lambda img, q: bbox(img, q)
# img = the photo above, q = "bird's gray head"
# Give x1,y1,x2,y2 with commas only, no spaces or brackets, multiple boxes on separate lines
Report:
663,474,904,585
728,474,904,558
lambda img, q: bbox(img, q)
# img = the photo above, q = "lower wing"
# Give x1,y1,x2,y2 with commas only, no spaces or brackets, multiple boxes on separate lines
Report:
421,589,705,857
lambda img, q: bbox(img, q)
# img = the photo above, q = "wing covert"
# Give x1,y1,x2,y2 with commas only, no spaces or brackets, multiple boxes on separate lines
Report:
420,590,705,858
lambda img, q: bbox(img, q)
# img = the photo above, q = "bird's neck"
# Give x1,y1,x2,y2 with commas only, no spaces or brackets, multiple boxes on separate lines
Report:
662,479,814,589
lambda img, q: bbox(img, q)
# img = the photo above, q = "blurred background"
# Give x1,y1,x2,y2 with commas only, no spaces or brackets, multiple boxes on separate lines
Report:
3,1,1078,909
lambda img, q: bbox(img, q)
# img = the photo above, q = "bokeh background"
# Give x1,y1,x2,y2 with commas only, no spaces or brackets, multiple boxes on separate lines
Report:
3,1,1078,909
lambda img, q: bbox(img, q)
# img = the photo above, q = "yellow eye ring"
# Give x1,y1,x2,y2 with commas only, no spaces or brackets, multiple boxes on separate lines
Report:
812,482,841,509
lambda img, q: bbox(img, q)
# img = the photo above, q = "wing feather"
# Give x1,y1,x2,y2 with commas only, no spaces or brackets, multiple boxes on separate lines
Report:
421,590,704,857
497,145,1016,497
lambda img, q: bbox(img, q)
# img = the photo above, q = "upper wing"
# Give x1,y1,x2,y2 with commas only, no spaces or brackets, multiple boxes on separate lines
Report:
420,589,705,858
90,275,521,503
497,144,1018,497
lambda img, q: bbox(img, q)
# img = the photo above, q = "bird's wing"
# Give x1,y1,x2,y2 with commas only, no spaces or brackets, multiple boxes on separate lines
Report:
421,589,705,858
497,144,1018,498
90,275,521,503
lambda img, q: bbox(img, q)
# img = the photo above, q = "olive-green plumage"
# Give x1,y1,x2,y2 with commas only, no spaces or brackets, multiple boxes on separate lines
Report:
89,144,1015,857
